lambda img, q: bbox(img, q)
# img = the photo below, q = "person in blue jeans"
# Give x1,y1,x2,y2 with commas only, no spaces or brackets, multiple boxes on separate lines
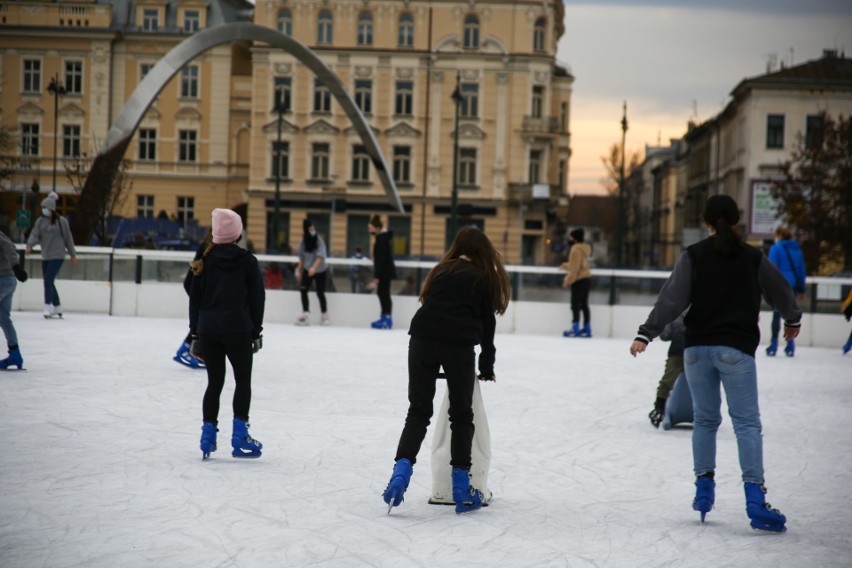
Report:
766,226,806,356
629,195,802,532
25,195,77,318
0,231,28,369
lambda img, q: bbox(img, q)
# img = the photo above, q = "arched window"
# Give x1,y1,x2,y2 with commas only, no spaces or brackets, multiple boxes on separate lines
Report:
317,10,333,44
357,12,373,46
463,15,479,49
533,18,546,51
398,13,414,47
277,9,292,35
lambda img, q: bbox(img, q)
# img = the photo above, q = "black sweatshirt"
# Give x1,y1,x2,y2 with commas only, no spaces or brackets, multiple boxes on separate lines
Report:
635,237,802,356
372,230,397,280
409,260,497,375
189,244,265,337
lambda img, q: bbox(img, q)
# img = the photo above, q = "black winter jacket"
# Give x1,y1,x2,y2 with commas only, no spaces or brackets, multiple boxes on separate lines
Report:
373,231,397,280
189,244,265,337
409,260,497,375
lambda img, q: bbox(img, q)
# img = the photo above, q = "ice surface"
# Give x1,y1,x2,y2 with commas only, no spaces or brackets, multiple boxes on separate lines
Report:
1,312,850,568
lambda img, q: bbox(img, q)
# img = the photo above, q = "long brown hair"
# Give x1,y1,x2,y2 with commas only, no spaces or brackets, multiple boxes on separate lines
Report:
419,226,511,315
190,232,215,276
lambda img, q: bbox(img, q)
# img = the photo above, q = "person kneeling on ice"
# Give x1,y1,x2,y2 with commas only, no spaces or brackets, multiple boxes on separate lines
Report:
0,231,28,369
382,227,510,515
189,209,265,459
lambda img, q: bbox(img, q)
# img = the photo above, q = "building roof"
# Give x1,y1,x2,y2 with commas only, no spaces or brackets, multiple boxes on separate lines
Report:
730,49,852,98
102,0,253,31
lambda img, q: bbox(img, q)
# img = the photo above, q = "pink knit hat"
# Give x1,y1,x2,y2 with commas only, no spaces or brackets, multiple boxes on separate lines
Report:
211,208,242,244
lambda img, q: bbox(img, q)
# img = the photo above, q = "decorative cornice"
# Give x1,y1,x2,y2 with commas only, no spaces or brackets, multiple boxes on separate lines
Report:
385,122,421,138
304,118,340,135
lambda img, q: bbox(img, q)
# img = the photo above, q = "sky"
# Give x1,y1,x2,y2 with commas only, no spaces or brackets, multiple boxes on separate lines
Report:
2,312,850,566
558,0,852,194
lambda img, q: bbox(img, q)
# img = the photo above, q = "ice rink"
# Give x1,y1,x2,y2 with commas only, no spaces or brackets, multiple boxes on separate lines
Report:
1,312,850,568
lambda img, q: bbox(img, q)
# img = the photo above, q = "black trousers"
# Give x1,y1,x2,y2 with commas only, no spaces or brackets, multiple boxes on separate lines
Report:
394,336,476,469
377,277,392,315
299,270,327,313
571,278,591,324
200,332,254,425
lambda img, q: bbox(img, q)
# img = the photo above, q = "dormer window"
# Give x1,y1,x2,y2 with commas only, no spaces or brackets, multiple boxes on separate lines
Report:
142,8,159,31
463,15,479,49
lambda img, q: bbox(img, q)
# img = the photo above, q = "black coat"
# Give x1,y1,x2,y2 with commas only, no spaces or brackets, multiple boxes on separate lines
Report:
189,244,265,337
373,230,397,280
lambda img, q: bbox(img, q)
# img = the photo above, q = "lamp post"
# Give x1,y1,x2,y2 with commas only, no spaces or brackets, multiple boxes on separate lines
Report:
272,86,284,252
449,71,463,240
616,101,628,267
47,73,66,195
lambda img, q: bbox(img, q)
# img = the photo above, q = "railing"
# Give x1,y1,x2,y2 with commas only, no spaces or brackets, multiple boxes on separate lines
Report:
17,245,852,314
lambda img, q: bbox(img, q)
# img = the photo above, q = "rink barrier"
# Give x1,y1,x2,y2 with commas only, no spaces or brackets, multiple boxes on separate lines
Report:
13,245,852,348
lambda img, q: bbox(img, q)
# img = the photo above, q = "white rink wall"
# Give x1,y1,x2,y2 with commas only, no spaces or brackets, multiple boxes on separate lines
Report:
11,278,848,348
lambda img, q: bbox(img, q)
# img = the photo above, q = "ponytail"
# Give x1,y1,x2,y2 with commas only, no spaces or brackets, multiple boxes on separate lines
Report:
712,219,742,256
190,242,216,276
703,195,742,257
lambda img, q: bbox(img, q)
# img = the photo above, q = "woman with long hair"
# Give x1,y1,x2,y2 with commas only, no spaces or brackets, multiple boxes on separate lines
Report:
294,219,330,326
25,194,77,318
383,226,511,515
629,195,801,532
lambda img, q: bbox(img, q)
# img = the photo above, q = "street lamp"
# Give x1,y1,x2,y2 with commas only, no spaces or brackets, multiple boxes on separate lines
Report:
272,84,284,252
47,73,66,195
616,101,628,266
449,71,463,240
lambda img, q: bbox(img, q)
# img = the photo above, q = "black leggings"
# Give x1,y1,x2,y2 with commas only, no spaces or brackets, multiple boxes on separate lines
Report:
200,332,254,425
377,277,392,315
394,336,476,469
299,270,327,313
571,278,591,324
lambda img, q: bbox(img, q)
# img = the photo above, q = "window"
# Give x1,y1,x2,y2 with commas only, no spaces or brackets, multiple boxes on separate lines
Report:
142,8,159,31
271,141,289,178
560,102,568,132
138,128,156,160
314,79,331,112
21,124,39,156
398,13,414,47
531,86,544,119
395,81,413,115
23,59,41,93
137,195,154,218
460,83,478,118
766,114,784,149
311,143,330,179
805,115,823,149
63,125,81,157
65,61,83,95
533,18,546,52
140,63,154,80
355,80,372,113
559,159,567,191
352,145,370,182
277,9,291,35
181,66,199,99
458,148,477,185
357,12,373,46
178,130,197,162
528,150,542,184
393,146,411,183
183,9,200,33
176,196,195,222
274,77,291,112
317,10,333,44
463,15,479,49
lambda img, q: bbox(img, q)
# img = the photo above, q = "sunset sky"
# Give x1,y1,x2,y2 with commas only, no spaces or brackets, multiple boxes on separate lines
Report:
557,0,852,194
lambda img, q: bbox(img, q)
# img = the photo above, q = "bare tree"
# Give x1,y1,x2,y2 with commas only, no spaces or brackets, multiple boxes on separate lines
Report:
771,111,852,273
65,150,133,246
0,123,17,189
599,142,641,195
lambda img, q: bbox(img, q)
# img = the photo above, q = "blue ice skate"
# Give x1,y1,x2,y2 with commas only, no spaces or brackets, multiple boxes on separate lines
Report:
765,338,778,356
371,314,393,330
843,338,852,355
383,458,413,513
231,418,262,458
563,323,580,337
174,341,205,369
452,467,484,515
0,347,24,370
200,422,218,460
744,483,786,532
578,323,592,338
784,340,795,357
692,473,715,523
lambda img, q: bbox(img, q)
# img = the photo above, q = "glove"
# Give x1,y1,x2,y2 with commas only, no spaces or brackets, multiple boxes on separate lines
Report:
844,302,852,322
477,372,496,382
189,336,203,358
252,335,263,354
13,264,28,283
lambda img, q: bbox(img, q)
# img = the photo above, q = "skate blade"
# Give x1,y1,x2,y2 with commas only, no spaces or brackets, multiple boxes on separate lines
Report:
232,452,261,459
700,511,706,523
751,523,786,533
387,501,395,515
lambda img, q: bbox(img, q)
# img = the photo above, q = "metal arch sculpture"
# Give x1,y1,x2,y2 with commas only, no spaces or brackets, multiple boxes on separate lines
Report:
71,22,403,244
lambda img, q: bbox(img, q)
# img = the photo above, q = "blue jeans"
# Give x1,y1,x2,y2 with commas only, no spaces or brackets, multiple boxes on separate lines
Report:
42,259,64,306
0,275,18,346
684,346,764,484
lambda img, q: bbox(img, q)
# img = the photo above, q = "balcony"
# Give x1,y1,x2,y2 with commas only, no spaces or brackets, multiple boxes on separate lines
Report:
521,116,561,138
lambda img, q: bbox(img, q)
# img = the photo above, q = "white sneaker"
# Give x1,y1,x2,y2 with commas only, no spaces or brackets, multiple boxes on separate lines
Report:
321,313,331,326
295,312,310,326
43,304,53,319
53,305,63,318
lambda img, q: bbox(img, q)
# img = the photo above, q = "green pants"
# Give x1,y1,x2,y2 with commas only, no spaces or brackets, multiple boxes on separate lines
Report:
655,355,684,400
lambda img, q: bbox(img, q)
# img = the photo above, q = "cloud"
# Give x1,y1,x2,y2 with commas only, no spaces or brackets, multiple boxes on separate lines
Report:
564,0,852,17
